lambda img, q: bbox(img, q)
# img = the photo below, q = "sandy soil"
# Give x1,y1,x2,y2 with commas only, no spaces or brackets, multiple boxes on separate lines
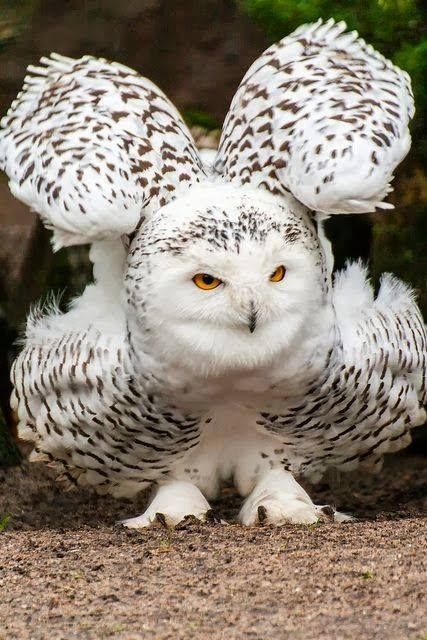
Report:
0,454,426,640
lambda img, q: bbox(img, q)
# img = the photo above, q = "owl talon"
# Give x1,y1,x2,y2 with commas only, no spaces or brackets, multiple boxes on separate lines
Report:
316,504,354,522
174,514,203,530
240,469,320,526
319,505,335,520
120,481,211,529
332,510,354,523
239,469,355,526
205,508,223,524
257,505,268,524
155,512,169,528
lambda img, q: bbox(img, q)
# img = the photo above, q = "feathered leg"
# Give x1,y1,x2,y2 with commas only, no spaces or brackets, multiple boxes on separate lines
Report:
121,481,211,528
239,468,351,525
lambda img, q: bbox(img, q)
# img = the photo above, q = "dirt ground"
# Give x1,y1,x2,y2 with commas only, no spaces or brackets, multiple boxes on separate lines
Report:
0,453,426,640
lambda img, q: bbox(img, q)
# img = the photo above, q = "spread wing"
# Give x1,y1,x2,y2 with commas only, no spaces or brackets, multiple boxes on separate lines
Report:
0,55,206,249
214,19,414,215
12,315,201,498
257,264,426,482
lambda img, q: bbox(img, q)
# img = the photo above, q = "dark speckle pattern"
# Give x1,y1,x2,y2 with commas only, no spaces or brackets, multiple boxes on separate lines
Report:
11,326,202,495
214,19,414,214
0,54,206,248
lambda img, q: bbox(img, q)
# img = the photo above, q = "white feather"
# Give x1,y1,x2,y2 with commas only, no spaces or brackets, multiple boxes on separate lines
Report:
0,55,205,248
215,18,414,215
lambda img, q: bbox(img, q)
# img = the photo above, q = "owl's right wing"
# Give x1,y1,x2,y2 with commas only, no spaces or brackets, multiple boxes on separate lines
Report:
12,308,201,496
0,55,206,250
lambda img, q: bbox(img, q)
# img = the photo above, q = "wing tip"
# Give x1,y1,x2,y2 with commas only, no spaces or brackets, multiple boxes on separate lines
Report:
304,193,396,216
287,17,413,101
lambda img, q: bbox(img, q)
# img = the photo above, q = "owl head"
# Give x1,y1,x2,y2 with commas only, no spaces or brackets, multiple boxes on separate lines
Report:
125,184,332,376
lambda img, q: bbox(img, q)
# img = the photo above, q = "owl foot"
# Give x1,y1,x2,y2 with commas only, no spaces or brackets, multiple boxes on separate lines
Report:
121,481,211,528
239,468,352,526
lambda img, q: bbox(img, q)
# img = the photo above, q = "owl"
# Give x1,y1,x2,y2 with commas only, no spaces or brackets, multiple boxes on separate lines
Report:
1,20,425,528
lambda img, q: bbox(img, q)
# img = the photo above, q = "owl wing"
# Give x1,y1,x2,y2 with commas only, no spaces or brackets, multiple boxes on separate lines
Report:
214,19,414,215
12,311,201,497
325,267,426,470
0,55,205,249
333,264,426,402
257,264,426,482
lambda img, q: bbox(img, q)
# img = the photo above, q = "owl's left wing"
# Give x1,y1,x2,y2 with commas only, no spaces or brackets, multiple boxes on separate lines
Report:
214,19,414,215
257,264,426,482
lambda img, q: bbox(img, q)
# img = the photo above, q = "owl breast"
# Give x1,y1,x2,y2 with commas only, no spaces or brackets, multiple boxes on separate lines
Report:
171,406,288,500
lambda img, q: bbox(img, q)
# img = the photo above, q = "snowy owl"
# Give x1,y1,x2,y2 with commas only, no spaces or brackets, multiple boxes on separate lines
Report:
1,19,425,528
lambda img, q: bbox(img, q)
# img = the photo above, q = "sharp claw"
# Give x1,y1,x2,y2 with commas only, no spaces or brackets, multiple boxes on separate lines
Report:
320,505,335,520
257,505,268,524
205,508,222,524
318,505,354,522
155,512,169,528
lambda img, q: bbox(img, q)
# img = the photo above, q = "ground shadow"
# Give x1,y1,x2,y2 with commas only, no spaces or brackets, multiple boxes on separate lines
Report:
1,452,426,532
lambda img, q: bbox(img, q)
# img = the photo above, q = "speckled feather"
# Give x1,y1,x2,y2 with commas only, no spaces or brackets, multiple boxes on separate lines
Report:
214,19,414,214
11,325,202,497
0,54,206,249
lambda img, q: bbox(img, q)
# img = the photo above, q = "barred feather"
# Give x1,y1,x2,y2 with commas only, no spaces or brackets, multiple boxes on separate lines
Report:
215,19,414,214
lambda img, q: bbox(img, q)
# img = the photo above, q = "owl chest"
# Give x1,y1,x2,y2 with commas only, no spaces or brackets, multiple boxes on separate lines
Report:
171,405,287,499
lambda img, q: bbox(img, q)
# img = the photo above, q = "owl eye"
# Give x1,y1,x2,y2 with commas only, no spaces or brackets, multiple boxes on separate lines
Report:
193,273,222,290
269,265,286,282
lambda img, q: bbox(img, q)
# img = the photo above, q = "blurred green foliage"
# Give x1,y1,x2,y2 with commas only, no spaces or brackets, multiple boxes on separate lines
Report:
0,513,11,532
240,0,427,160
183,109,220,131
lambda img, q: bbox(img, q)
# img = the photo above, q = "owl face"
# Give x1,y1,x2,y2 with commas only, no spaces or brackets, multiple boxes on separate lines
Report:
126,185,330,374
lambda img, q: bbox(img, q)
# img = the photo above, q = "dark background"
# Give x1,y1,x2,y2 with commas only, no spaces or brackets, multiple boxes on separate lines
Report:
0,0,425,464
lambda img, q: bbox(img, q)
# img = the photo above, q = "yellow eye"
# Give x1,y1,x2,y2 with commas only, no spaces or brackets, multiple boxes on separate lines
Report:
269,265,286,282
193,273,222,290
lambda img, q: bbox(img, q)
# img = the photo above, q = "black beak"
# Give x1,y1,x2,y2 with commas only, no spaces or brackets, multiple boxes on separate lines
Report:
248,301,257,334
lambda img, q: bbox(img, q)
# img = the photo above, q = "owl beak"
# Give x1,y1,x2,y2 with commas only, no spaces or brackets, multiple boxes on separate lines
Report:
248,301,257,334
